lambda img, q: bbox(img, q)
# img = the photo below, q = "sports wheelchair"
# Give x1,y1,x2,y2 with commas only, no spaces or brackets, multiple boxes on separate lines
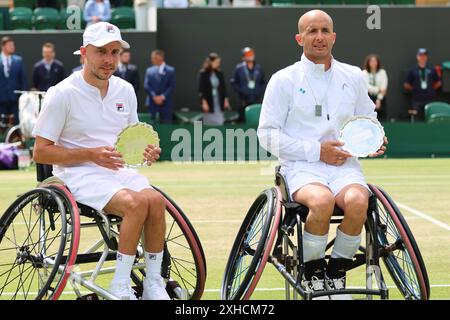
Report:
221,166,429,300
0,163,206,300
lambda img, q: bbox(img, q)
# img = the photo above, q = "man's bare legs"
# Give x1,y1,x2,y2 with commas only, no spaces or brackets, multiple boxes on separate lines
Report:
104,188,169,300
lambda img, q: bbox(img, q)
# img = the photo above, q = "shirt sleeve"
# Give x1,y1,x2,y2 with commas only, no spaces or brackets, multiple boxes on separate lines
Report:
128,86,139,124
354,69,377,118
257,73,321,162
32,86,67,142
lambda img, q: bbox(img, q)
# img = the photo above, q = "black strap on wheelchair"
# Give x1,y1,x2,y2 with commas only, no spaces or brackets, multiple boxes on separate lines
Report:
36,163,54,182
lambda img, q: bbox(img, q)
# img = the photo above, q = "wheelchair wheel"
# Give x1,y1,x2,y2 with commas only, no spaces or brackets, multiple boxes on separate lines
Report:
369,185,430,300
221,187,281,300
4,125,22,144
131,187,207,300
0,187,80,300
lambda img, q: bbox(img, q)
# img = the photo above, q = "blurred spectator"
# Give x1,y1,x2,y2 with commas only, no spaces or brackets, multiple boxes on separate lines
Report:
71,50,84,73
134,0,161,31
84,0,111,26
113,48,139,94
144,50,176,124
68,0,87,8
362,54,388,121
0,36,28,125
233,0,261,6
163,0,188,7
198,52,230,125
404,48,442,121
32,43,66,92
230,47,265,122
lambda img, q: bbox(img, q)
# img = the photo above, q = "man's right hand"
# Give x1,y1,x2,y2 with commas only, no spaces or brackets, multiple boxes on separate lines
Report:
89,146,124,171
320,140,352,166
202,101,210,113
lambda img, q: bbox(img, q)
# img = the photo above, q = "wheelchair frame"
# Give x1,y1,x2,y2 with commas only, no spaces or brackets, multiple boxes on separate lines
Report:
221,166,429,300
0,164,207,300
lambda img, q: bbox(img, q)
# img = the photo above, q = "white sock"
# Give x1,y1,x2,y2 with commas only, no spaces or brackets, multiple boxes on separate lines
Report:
331,227,361,259
113,252,135,282
145,251,164,280
303,230,328,263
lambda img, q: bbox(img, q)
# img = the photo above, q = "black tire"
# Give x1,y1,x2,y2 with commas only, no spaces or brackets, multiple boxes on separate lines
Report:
0,188,73,300
370,185,430,300
221,188,277,300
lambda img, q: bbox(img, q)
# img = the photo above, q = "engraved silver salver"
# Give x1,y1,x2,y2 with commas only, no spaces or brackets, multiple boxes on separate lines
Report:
339,116,384,158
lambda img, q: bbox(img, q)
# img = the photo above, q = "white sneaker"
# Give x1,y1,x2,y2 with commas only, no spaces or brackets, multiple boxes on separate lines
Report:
142,276,171,300
109,279,138,300
302,276,329,300
325,275,353,300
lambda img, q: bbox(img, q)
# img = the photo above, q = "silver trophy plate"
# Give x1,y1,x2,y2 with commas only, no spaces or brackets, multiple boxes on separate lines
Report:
339,116,384,158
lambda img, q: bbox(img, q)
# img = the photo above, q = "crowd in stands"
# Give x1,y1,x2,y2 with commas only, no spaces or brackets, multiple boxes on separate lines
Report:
0,31,446,126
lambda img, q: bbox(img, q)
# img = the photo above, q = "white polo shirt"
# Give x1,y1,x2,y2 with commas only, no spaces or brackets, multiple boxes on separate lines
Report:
33,71,138,176
258,54,377,168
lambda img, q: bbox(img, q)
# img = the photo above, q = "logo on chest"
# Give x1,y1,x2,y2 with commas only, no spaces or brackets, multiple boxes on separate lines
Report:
116,103,125,112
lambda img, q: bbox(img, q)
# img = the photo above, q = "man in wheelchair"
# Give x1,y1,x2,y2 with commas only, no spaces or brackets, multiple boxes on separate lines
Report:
258,10,387,299
32,22,170,300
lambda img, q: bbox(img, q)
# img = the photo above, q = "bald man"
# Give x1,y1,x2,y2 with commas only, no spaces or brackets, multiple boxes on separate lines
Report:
258,10,387,300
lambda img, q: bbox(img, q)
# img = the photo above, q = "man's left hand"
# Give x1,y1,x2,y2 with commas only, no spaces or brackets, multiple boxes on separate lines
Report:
369,136,388,158
143,145,161,166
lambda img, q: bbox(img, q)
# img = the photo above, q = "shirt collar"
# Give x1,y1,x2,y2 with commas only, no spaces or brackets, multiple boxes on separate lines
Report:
158,62,166,74
300,53,334,76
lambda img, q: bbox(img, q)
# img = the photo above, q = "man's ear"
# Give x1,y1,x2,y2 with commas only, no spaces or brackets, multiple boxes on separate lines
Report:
295,34,303,47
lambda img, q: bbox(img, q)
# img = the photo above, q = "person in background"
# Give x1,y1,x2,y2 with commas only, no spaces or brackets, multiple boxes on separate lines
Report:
144,49,176,124
198,52,230,125
32,43,66,92
0,36,28,125
362,54,388,121
114,49,139,95
230,47,266,122
404,48,442,121
84,0,112,26
163,0,188,7
72,54,85,74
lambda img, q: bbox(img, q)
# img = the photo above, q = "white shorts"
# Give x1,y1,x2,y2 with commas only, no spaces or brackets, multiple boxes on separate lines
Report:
281,158,369,199
56,166,152,211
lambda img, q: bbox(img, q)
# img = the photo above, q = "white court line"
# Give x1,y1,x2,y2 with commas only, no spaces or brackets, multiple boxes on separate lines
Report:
396,202,450,232
2,284,450,296
203,284,450,293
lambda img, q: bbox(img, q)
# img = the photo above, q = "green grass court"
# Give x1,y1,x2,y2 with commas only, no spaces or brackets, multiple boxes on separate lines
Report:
0,159,449,300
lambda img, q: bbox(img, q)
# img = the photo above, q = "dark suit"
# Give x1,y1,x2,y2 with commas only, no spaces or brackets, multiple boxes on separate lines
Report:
198,69,228,112
32,59,66,92
230,62,266,121
144,64,176,124
0,54,28,125
113,63,139,94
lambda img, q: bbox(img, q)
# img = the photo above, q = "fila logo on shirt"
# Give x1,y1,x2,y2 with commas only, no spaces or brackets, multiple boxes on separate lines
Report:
116,103,124,112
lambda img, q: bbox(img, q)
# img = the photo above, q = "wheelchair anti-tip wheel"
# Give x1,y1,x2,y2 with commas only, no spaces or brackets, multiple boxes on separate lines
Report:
370,185,430,300
0,186,80,300
221,187,281,300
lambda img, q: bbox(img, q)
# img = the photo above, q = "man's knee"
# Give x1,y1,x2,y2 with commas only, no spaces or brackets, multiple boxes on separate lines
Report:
143,190,166,215
344,188,369,222
308,193,335,216
294,187,335,222
122,193,149,221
